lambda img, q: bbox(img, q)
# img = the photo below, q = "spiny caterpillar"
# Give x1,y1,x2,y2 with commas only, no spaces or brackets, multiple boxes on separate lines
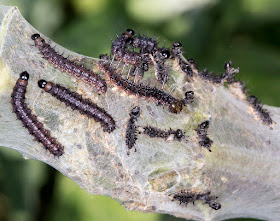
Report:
125,106,140,154
139,126,185,142
248,95,273,125
11,72,64,156
38,79,116,133
195,121,213,151
173,190,221,210
171,42,194,78
151,48,171,85
31,34,107,94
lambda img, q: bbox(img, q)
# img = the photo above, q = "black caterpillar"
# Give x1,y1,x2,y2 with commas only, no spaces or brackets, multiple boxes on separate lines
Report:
38,79,116,133
248,95,273,125
98,57,194,114
196,121,213,151
151,48,171,84
139,126,185,142
11,72,64,156
125,106,140,154
173,190,221,210
171,42,194,78
31,34,107,94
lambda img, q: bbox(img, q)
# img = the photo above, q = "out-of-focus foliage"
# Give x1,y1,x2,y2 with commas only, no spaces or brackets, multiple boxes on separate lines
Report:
0,0,279,220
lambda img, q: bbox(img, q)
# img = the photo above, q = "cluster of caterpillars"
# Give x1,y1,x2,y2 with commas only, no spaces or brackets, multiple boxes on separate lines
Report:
11,72,65,156
125,106,190,154
11,71,116,157
173,190,221,210
11,29,270,158
9,29,274,216
171,41,273,125
31,33,116,143
11,34,119,157
10,30,272,212
103,28,272,124
98,29,195,114
125,107,214,153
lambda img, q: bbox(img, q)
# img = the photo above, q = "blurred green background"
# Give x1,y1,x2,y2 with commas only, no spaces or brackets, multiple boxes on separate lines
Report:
0,0,279,220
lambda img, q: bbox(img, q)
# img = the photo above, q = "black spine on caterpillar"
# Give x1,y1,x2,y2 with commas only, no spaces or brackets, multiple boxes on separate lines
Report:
38,80,116,133
195,121,213,151
248,95,273,125
11,72,64,157
173,190,221,210
98,59,184,114
140,126,185,142
125,106,140,153
31,34,107,94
